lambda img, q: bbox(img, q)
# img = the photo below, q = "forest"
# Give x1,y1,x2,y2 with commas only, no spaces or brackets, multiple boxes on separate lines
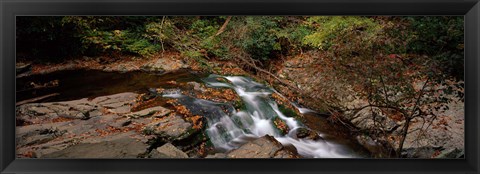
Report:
15,16,464,158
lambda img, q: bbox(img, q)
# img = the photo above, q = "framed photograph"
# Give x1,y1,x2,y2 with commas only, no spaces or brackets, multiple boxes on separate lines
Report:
1,0,479,173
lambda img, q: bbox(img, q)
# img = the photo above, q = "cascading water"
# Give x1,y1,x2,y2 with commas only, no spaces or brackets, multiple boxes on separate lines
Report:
163,74,359,158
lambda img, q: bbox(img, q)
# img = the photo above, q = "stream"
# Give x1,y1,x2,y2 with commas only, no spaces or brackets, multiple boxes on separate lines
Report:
16,70,369,158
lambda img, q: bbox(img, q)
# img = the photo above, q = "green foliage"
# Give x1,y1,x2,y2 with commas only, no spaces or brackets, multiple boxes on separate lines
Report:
300,16,464,156
238,17,281,60
277,104,298,118
405,17,464,80
64,17,163,57
190,19,219,38
144,20,176,45
303,16,381,50
274,23,312,55
126,39,161,57
17,16,464,84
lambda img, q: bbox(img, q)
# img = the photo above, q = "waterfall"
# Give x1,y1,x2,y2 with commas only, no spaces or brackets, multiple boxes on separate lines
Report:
163,74,358,158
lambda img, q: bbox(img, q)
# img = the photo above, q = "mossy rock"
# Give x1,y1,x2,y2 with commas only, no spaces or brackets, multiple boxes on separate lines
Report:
295,128,320,140
272,117,289,135
278,104,298,118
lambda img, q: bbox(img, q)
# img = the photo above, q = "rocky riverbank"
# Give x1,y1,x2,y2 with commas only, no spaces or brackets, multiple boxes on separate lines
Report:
270,52,465,158
16,69,313,158
17,51,462,158
16,89,302,158
16,52,192,78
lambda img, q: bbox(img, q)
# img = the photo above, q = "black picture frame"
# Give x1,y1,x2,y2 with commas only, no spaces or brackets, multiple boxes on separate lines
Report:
1,0,479,173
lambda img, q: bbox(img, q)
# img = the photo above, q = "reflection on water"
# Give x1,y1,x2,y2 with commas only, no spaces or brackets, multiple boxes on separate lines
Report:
16,69,205,102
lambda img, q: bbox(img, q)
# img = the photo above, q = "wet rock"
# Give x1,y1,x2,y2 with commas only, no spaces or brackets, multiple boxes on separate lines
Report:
295,128,320,140
273,149,300,158
226,135,295,158
150,143,189,158
187,82,207,92
143,114,193,140
273,117,289,135
42,137,148,158
126,106,171,118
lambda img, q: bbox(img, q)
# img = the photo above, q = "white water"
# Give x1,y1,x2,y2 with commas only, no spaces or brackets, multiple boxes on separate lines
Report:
164,74,358,158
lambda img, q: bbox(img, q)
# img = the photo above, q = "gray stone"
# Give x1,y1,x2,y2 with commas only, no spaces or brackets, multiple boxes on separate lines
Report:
295,128,320,140
273,149,299,158
143,114,192,139
94,92,138,107
108,105,132,114
356,135,392,158
187,82,207,92
435,148,464,159
29,106,53,116
126,106,171,118
17,130,61,147
150,143,188,158
42,137,148,158
226,135,286,158
141,58,189,72
350,107,399,132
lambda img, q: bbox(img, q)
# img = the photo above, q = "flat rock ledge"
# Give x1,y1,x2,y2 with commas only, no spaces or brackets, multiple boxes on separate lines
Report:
207,135,299,158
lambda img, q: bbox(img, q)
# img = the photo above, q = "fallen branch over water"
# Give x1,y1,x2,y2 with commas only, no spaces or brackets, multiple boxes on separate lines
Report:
237,55,300,91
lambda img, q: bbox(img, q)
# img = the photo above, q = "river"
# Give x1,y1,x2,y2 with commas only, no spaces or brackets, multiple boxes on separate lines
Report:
16,69,369,158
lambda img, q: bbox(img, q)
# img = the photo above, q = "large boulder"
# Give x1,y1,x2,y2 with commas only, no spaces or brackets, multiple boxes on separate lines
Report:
149,143,189,158
226,135,299,158
16,92,139,125
348,107,400,133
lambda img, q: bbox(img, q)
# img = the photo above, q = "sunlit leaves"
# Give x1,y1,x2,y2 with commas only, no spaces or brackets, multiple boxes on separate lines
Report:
303,16,381,50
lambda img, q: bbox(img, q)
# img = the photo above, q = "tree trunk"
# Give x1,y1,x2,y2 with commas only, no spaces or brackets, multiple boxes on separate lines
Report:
397,118,411,157
211,16,232,38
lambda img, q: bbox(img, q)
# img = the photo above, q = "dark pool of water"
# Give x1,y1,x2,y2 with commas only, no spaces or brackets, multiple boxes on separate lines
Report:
16,69,206,103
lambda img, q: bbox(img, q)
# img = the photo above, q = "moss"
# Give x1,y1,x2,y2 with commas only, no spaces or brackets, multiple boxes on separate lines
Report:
278,104,298,118
142,127,154,135
233,99,246,111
